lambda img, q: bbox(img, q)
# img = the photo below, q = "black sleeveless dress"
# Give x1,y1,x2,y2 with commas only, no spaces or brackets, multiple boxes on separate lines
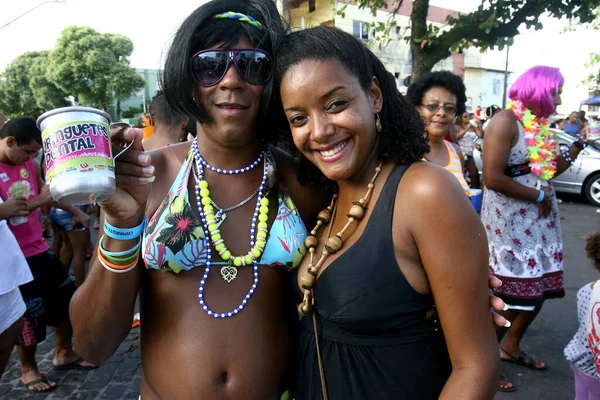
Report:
292,164,452,400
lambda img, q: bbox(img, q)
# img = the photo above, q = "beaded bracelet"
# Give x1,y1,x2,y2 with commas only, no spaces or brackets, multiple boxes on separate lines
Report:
97,247,139,273
104,216,148,241
572,140,588,150
562,150,574,164
99,235,142,257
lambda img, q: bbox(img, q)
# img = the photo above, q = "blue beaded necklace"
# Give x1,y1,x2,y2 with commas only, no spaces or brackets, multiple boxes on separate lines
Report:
191,140,268,318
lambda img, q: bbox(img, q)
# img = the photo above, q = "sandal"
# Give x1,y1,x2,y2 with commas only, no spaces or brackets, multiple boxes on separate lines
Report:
498,373,515,392
53,357,98,371
20,375,57,392
500,348,547,370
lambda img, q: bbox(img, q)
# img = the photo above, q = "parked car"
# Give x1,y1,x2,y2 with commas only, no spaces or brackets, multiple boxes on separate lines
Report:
473,129,600,207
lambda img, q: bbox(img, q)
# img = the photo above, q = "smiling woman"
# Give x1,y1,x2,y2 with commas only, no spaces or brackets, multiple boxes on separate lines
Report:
275,26,500,400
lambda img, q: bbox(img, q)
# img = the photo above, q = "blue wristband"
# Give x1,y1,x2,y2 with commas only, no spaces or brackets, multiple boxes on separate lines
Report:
104,216,147,240
535,190,545,203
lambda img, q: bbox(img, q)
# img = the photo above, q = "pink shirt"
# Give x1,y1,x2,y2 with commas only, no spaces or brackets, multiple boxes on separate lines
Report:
0,159,49,258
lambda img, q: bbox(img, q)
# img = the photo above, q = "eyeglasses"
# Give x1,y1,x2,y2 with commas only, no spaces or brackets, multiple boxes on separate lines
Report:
420,103,458,116
190,48,272,87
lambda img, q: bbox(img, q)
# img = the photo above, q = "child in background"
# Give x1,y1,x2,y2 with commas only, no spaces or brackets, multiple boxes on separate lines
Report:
565,230,600,400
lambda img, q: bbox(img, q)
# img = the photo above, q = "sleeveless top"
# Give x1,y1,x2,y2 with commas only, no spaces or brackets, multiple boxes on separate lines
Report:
292,164,451,400
142,149,308,273
481,122,564,306
563,120,579,135
0,159,49,258
424,140,471,196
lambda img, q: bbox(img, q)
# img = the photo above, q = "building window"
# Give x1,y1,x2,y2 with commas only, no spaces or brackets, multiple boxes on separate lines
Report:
353,21,368,40
493,79,501,96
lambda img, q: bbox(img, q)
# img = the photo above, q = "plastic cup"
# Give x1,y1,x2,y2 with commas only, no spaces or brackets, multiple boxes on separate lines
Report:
9,215,27,226
470,189,483,214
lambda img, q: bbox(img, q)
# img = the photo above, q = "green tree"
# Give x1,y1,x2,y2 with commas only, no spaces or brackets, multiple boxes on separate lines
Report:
348,0,600,79
568,7,600,86
0,51,69,118
47,26,144,115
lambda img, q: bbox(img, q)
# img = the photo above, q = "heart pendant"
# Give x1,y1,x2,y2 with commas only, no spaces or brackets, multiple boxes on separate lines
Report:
221,265,237,283
214,209,226,227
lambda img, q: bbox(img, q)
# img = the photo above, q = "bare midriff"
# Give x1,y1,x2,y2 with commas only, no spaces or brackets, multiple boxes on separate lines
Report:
138,267,293,400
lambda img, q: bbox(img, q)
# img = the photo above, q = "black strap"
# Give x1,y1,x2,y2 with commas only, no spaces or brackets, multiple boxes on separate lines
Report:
504,163,530,178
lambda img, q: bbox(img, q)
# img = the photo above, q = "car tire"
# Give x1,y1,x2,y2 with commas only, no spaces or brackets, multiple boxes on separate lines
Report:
584,172,600,207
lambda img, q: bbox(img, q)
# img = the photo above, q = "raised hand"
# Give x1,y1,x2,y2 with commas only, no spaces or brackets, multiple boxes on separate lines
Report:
0,197,29,220
99,126,155,225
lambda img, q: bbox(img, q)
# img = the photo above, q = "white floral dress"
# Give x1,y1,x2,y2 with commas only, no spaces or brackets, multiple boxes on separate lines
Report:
481,122,564,307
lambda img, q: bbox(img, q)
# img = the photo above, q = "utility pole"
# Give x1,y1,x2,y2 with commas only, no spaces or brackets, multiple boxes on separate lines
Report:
0,0,66,31
502,45,510,109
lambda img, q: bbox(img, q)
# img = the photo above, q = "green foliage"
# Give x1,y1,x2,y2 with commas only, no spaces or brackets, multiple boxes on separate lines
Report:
46,26,144,110
121,105,144,118
568,6,600,87
344,0,600,77
585,52,600,87
0,51,69,118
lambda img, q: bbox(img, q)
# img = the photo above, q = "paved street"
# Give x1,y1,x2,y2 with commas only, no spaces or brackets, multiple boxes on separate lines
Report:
0,194,598,399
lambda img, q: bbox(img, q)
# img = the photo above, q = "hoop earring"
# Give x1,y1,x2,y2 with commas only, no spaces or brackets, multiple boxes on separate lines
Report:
375,113,382,133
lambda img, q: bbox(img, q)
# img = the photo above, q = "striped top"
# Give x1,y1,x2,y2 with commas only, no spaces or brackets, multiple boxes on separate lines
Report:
424,141,471,197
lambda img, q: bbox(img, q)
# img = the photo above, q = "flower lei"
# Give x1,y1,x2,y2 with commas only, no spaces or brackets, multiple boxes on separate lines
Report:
507,100,557,180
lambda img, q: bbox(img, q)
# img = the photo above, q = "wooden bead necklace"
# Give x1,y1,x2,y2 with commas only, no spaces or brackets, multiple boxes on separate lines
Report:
297,162,383,316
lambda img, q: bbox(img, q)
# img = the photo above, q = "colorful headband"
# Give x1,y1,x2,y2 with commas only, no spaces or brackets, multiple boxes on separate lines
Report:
213,12,265,32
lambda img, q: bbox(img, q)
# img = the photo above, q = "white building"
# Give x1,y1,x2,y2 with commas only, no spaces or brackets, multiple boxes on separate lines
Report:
289,0,513,112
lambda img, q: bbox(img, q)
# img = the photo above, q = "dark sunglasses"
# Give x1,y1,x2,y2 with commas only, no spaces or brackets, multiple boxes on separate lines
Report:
190,48,272,87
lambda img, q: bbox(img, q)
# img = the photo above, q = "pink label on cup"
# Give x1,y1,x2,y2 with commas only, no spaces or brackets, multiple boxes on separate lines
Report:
41,121,113,182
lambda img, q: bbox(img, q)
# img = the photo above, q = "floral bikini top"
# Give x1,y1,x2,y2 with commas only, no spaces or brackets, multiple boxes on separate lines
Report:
142,149,308,273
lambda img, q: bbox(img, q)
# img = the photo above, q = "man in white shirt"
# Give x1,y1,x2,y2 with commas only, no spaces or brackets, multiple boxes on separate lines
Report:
0,196,33,379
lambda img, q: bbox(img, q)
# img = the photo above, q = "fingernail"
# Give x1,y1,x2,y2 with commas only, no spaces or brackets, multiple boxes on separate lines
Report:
503,304,508,311
497,279,502,286
504,320,511,328
138,154,150,164
140,176,155,183
142,166,155,175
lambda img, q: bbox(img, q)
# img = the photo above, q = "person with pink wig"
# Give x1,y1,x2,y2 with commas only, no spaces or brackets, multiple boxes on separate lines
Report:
481,66,589,392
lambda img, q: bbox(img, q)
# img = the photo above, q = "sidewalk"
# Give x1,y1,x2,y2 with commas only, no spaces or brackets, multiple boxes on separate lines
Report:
0,217,143,399
0,328,142,399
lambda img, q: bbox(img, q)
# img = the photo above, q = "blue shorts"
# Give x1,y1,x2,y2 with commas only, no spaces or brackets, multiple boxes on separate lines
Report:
49,206,84,231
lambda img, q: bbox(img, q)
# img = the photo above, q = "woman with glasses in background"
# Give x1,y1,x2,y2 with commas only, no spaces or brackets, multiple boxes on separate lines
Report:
407,71,471,196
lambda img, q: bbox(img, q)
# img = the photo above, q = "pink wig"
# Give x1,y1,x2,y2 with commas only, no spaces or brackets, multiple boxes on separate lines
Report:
508,66,564,119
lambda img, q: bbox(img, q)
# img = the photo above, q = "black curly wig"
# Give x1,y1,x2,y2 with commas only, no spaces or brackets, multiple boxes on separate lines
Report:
586,230,600,270
161,0,289,144
405,70,467,116
273,26,428,194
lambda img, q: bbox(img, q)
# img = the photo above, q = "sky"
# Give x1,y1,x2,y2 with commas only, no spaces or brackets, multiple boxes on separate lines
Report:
1,0,599,113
